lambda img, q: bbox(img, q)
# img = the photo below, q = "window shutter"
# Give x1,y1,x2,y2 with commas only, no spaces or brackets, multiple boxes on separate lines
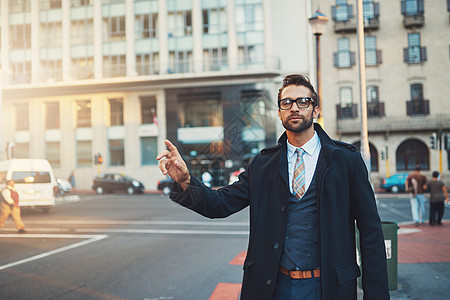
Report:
424,100,429,115
406,102,412,115
403,48,409,63
350,52,356,66
401,0,406,16
348,4,354,19
336,104,342,119
374,3,380,18
448,0,450,12
420,47,427,62
332,6,337,21
334,52,339,67
418,0,424,13
377,49,382,65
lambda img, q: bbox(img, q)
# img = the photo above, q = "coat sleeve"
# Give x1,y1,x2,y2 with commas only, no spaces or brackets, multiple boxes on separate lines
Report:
169,158,256,218
350,154,390,300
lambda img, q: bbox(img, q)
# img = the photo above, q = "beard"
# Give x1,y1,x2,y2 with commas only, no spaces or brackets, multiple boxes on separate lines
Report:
281,109,314,133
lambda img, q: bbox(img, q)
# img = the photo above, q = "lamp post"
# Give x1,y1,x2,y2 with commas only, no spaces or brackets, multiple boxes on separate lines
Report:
309,10,328,128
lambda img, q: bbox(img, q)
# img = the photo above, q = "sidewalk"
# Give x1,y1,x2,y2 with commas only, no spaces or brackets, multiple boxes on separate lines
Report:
358,220,450,299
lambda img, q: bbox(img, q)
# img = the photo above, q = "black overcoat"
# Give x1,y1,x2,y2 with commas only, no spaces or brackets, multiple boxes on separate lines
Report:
170,124,389,300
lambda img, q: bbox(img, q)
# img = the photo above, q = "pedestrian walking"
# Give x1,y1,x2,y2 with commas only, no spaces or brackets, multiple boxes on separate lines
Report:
68,171,76,188
157,74,389,300
406,167,428,226
426,171,449,226
0,180,26,233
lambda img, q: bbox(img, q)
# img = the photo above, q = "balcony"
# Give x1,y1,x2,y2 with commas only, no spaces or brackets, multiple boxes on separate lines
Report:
336,113,450,135
336,103,358,119
401,0,424,28
407,99,429,116
332,2,380,33
367,102,385,117
403,47,427,64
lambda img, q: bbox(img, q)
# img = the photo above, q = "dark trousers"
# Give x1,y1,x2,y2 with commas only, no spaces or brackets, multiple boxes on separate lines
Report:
429,202,444,225
272,272,320,300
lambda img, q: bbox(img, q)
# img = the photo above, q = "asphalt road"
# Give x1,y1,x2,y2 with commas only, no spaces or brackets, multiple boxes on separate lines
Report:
0,192,448,299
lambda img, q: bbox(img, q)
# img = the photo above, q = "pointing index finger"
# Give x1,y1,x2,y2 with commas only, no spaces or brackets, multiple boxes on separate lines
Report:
164,139,180,156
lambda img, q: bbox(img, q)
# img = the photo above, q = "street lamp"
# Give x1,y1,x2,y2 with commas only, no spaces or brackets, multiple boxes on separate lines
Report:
309,10,328,128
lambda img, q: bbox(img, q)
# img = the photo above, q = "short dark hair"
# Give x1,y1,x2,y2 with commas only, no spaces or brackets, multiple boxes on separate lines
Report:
414,166,421,171
432,171,439,178
277,74,319,107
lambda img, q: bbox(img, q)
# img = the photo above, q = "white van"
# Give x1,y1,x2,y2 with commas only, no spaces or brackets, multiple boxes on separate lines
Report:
0,159,56,213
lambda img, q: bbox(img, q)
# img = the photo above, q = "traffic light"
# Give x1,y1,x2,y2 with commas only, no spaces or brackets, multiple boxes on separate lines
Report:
380,150,385,160
97,154,103,164
445,134,450,151
430,132,437,149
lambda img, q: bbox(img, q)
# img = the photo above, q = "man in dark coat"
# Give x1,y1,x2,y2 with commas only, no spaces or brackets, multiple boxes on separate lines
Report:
157,74,389,299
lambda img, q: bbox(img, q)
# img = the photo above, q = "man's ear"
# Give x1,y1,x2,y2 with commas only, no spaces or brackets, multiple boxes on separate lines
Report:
313,106,320,119
277,109,282,120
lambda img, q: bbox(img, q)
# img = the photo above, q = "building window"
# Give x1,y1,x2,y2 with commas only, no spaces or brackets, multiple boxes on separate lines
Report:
202,2,227,34
135,11,158,39
45,102,60,129
76,100,91,127
168,50,193,74
40,21,62,47
353,142,379,172
407,83,429,115
167,2,192,37
103,54,126,77
140,96,157,124
180,99,223,128
10,24,31,49
365,36,381,66
14,143,29,158
141,137,158,165
337,87,358,119
103,16,126,41
366,85,384,117
136,53,160,75
109,98,124,126
46,142,60,168
70,0,93,7
15,103,29,131
401,0,424,16
39,0,62,10
363,0,375,20
334,38,355,68
76,140,92,167
71,18,94,79
203,48,228,71
9,0,31,13
235,0,264,69
332,0,353,22
404,33,426,64
396,139,429,171
109,139,124,166
41,59,63,82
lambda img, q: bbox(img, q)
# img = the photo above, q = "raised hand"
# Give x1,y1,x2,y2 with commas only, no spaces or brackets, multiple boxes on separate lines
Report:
156,140,191,190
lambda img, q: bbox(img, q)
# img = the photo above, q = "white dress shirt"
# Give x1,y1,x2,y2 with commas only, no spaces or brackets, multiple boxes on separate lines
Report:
287,131,322,195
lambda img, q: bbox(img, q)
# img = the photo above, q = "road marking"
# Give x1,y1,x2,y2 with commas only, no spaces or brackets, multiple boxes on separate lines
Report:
229,251,246,265
376,200,411,219
209,283,241,300
22,220,248,226
0,234,108,271
1,228,249,235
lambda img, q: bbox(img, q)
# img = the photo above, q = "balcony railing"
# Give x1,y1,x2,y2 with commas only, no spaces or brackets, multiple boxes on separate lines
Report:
407,99,429,116
336,113,450,135
332,2,380,33
336,103,358,119
367,102,385,117
403,47,427,64
401,0,424,28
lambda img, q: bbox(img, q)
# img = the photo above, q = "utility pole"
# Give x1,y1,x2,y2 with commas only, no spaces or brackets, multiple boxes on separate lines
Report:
356,0,371,176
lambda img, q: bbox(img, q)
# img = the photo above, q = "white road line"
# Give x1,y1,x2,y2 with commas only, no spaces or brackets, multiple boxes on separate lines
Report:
21,220,249,226
0,234,108,271
1,228,249,235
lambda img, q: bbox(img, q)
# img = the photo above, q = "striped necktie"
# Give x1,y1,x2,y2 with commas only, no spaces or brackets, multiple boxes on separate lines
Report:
292,148,306,199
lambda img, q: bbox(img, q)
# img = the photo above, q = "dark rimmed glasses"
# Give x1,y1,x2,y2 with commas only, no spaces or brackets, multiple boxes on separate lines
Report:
278,97,314,110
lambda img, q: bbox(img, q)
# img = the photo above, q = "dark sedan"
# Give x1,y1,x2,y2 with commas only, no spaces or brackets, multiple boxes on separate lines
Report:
92,173,145,195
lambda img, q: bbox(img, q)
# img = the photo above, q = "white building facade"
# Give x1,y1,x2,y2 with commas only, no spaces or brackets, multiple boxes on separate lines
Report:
0,0,316,190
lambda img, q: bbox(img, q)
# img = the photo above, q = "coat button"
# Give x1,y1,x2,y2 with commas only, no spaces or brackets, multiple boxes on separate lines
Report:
273,243,279,249
266,279,272,285
281,206,285,212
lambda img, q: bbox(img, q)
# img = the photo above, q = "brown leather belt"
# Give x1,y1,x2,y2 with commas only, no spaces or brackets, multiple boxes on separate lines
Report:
279,266,320,279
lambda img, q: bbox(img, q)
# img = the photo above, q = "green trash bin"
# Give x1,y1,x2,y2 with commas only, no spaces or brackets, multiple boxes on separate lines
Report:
382,221,398,290
356,221,398,290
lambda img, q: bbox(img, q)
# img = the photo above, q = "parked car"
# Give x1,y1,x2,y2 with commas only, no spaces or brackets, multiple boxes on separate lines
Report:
92,173,145,195
55,178,72,195
157,177,174,195
380,172,409,193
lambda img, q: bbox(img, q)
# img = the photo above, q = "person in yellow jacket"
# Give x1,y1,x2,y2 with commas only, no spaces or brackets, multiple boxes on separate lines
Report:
0,180,25,233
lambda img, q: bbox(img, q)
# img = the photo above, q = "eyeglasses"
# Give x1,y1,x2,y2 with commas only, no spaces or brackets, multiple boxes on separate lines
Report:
278,97,314,110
